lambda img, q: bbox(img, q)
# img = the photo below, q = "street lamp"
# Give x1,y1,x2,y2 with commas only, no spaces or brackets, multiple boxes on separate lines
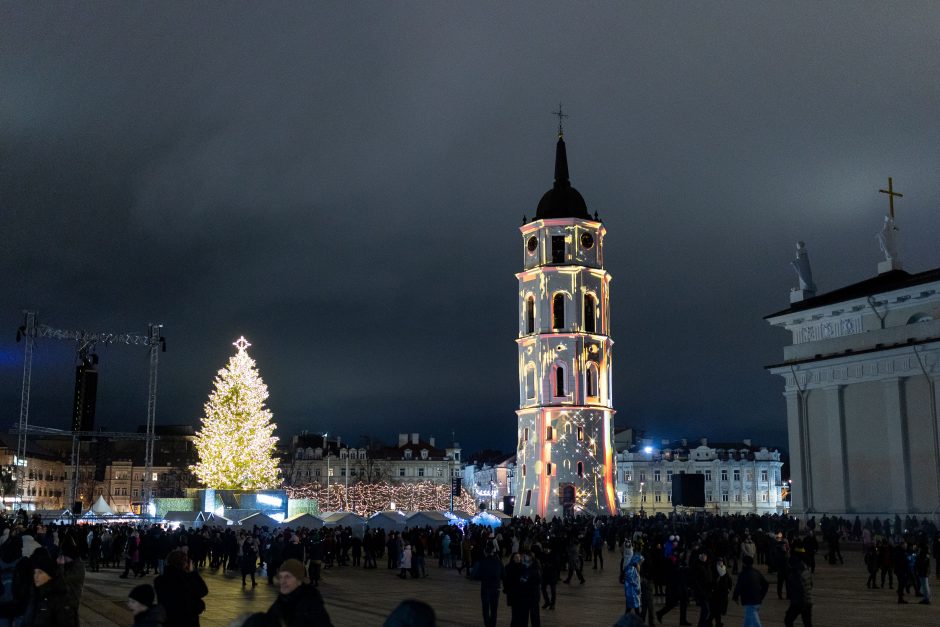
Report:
639,481,645,517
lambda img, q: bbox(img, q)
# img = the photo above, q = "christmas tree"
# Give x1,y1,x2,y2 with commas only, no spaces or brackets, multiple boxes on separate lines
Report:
191,337,281,490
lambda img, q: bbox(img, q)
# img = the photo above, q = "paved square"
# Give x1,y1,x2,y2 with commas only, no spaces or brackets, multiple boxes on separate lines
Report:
80,547,937,626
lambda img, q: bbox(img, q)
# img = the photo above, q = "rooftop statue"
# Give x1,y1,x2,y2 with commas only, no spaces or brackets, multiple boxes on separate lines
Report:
790,241,816,292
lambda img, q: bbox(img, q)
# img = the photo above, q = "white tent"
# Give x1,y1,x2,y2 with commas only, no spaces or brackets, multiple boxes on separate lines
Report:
203,513,233,527
91,495,113,516
162,511,204,528
405,511,450,529
238,512,281,528
320,511,367,536
282,513,324,530
368,510,407,532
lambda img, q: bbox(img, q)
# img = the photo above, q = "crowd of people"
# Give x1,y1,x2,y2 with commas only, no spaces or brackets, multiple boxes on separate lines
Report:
0,507,937,627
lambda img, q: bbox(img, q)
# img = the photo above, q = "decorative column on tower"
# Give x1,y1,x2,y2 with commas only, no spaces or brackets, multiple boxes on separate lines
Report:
513,123,618,518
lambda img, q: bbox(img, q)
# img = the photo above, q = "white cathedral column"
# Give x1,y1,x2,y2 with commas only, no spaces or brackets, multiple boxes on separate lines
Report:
822,385,849,512
784,390,810,513
881,377,912,511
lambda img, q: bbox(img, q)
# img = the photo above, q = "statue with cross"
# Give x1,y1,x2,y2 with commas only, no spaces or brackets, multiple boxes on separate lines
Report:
876,177,902,264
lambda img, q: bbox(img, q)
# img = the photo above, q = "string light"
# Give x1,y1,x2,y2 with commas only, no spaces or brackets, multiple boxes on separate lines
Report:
285,480,476,517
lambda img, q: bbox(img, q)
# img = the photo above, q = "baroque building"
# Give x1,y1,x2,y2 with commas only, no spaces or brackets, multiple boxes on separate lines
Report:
512,130,618,517
283,432,462,487
616,438,784,515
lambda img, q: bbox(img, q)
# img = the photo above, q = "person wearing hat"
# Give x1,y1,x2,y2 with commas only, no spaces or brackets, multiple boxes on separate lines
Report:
22,549,77,627
265,559,333,627
127,584,166,627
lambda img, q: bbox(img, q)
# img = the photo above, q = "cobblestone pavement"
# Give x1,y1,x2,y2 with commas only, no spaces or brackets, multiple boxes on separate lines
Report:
80,547,938,626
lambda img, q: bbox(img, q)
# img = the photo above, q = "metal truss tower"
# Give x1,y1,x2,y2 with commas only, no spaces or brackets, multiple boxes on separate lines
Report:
15,311,165,514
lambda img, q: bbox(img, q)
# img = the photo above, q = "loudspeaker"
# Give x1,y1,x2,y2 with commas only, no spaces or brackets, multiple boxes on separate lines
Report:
71,501,83,516
72,363,98,433
672,474,706,507
502,495,515,516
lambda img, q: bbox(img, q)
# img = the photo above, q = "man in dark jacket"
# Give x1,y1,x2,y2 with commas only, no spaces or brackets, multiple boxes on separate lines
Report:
477,543,504,627
732,555,769,627
783,554,812,627
266,559,333,627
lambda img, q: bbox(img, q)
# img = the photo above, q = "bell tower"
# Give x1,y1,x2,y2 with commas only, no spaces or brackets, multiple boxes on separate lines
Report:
513,129,618,518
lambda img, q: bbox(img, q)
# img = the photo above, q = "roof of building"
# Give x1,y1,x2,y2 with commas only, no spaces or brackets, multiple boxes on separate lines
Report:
765,267,940,319
534,135,591,221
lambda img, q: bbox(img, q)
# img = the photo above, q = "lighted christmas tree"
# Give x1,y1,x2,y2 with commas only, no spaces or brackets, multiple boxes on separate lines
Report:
191,337,281,490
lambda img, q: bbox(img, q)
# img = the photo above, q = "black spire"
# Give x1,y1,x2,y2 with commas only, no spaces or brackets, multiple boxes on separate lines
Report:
554,135,570,186
535,134,590,220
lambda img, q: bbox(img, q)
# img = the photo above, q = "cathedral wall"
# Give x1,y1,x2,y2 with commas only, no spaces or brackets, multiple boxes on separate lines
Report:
843,381,891,513
903,375,940,511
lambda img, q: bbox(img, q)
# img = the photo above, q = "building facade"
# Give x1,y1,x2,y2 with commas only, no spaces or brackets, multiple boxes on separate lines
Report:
462,454,516,512
616,438,785,515
512,131,618,518
766,229,940,518
284,432,462,487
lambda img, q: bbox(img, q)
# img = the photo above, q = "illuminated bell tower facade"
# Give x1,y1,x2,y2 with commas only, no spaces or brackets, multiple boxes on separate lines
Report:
514,132,618,518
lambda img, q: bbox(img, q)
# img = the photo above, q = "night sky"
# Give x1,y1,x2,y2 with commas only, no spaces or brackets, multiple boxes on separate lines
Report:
2,3,939,458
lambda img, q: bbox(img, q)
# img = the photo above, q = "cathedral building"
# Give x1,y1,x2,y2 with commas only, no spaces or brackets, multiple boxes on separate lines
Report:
512,129,618,517
766,182,940,518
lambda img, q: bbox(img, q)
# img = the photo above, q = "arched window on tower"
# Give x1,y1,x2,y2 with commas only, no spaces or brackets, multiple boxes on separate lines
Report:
525,365,536,401
584,294,596,333
552,293,565,329
554,364,566,397
546,425,554,441
586,364,599,398
525,296,536,334
577,461,584,477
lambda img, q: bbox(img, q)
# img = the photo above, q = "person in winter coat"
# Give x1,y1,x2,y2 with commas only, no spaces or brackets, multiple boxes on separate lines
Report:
690,552,714,627
153,549,208,627
241,536,259,587
783,554,812,627
22,550,77,627
127,584,166,627
504,551,540,627
623,552,643,615
732,555,768,627
477,543,504,627
265,559,333,627
398,543,413,579
709,557,732,627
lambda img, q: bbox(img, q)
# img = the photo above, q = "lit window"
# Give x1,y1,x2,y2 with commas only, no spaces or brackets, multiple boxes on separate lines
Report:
577,426,583,441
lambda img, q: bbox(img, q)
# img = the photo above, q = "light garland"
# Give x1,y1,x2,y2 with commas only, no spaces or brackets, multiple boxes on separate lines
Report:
191,337,281,490
285,480,476,518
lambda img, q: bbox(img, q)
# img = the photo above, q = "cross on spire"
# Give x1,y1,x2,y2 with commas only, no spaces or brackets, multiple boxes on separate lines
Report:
551,103,568,137
879,176,903,220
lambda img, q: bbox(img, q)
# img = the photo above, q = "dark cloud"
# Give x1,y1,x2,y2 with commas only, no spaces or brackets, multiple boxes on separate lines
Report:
2,3,939,454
